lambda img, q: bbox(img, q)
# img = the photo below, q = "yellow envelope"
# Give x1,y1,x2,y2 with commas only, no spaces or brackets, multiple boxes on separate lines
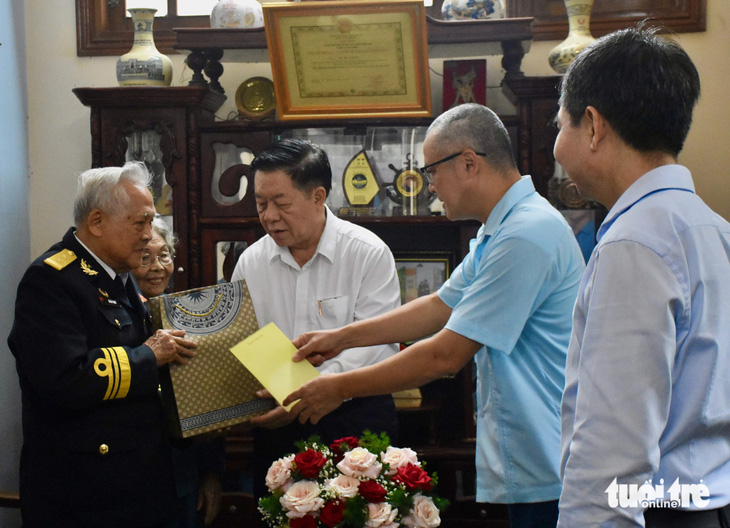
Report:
230,322,320,410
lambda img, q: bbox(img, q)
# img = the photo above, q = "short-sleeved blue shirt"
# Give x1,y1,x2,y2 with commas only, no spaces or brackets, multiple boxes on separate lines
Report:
438,176,585,503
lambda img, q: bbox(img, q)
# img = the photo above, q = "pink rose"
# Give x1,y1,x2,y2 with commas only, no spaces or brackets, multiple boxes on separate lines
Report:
337,447,382,479
381,446,420,476
325,474,361,498
280,480,324,519
265,455,294,492
403,494,441,528
366,502,399,528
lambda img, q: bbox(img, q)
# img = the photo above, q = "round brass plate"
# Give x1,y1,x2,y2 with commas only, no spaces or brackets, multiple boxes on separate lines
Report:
557,178,587,208
235,77,276,120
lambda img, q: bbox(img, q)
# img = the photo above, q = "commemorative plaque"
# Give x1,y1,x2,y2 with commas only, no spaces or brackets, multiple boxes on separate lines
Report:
342,150,380,207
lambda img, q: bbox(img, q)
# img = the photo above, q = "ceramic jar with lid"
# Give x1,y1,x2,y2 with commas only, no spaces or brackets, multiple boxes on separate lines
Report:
211,0,264,29
441,0,506,20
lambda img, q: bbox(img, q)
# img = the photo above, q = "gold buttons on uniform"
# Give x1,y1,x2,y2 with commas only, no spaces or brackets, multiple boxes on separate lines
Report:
99,444,109,455
115,319,120,327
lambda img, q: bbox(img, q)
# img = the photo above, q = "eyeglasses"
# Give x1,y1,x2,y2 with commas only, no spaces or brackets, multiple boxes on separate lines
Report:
140,251,173,268
419,150,487,184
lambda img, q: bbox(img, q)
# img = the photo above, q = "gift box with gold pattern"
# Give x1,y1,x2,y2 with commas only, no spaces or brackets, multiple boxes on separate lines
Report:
149,280,275,437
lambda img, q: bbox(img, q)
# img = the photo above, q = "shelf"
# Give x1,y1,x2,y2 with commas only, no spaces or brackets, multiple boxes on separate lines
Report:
173,16,534,53
73,86,226,113
173,16,534,91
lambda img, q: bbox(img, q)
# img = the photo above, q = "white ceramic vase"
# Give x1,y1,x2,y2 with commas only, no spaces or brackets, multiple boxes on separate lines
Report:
116,8,173,86
441,0,506,20
211,0,264,29
548,0,596,74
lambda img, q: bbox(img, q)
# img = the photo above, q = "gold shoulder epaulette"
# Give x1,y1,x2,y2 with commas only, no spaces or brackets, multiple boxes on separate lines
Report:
44,249,77,271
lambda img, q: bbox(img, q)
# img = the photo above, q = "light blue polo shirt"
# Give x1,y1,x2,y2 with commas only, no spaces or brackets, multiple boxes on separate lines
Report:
438,176,585,503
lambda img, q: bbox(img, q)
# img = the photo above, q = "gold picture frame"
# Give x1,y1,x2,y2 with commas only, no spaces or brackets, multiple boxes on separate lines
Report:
394,251,455,305
262,0,432,120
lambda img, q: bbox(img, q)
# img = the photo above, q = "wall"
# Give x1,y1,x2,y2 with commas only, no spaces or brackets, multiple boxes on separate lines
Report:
0,0,28,524
25,0,730,260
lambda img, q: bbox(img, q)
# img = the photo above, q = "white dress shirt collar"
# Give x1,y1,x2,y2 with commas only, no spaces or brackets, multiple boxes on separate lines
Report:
269,205,338,269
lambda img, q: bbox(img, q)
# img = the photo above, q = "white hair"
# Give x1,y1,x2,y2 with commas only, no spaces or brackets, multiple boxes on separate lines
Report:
151,217,178,258
73,161,152,226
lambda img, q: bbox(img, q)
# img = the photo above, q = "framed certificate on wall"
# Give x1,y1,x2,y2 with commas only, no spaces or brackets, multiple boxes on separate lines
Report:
263,0,432,120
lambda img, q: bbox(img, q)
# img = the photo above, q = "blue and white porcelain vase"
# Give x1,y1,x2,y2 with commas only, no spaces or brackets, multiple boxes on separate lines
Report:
442,0,506,20
116,8,173,86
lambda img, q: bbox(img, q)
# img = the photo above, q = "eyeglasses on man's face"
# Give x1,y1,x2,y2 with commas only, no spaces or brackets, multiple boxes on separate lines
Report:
140,251,173,268
419,150,487,185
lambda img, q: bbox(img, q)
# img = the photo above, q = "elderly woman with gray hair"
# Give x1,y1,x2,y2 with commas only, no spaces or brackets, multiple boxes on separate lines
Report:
132,217,224,528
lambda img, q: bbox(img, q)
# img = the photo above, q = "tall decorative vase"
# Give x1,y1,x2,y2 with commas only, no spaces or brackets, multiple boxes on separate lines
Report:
548,0,596,74
116,8,173,86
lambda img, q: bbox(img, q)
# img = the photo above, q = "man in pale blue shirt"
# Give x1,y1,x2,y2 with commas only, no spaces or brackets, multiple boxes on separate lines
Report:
554,26,730,527
285,104,586,528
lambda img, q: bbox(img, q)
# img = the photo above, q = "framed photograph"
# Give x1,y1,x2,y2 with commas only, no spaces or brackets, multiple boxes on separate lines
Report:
442,59,487,111
394,251,455,305
262,0,432,120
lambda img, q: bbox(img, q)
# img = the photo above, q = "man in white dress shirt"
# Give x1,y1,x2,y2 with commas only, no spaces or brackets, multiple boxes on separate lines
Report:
230,138,401,500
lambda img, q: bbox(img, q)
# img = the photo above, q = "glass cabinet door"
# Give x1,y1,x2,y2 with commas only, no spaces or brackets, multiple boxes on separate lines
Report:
280,126,442,217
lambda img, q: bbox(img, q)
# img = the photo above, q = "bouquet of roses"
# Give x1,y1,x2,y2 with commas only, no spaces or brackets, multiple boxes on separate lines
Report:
259,431,449,528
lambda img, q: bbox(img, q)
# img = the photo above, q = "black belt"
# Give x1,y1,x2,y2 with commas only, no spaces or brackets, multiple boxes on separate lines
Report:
644,504,730,528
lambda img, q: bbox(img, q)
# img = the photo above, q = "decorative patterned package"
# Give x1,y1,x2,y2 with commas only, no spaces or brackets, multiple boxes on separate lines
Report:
148,280,275,437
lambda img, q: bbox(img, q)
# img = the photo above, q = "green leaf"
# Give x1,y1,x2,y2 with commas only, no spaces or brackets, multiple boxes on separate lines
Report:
358,430,391,455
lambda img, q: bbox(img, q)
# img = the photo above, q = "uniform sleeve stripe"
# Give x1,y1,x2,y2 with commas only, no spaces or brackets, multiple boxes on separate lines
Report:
108,348,119,399
96,348,114,401
95,347,131,400
110,347,131,398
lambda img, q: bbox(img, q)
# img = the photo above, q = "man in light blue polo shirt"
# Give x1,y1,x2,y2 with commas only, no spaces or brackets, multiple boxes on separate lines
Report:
284,103,586,528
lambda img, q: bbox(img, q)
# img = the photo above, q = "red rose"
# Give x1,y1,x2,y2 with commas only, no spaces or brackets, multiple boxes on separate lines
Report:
294,448,328,479
290,515,317,528
319,499,346,527
392,463,433,491
330,436,359,454
359,480,387,503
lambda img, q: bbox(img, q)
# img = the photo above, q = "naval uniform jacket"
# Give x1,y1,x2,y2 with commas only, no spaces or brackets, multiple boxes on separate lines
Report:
8,227,175,528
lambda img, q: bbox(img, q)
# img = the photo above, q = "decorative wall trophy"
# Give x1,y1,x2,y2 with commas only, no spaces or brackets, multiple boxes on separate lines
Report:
342,150,381,211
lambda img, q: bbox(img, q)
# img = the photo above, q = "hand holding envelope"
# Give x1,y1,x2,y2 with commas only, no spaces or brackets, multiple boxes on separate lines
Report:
230,322,320,411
